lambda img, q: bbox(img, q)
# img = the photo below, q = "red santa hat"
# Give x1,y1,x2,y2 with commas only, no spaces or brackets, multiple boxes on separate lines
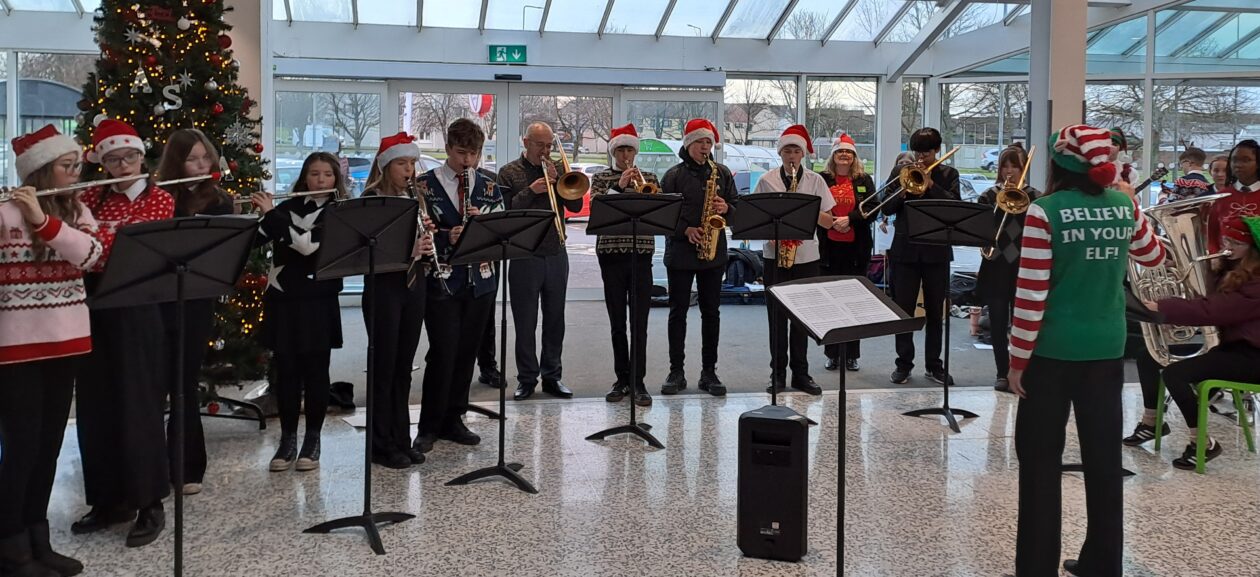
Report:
682,118,720,149
85,118,144,164
1050,124,1117,187
1222,216,1254,245
777,124,813,155
376,132,421,168
833,132,857,154
12,124,82,181
608,123,640,152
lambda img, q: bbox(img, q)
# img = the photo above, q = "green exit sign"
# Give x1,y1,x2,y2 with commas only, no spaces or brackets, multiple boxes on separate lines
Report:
488,44,527,64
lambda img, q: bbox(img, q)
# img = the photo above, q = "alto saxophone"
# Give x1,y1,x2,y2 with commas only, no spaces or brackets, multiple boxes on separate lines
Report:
697,156,726,261
778,164,801,268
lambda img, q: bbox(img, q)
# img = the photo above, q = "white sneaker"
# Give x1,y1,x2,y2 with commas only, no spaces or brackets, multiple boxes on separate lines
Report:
182,483,202,495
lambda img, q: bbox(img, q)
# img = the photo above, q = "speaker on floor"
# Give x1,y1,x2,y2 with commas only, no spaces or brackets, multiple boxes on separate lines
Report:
737,404,809,562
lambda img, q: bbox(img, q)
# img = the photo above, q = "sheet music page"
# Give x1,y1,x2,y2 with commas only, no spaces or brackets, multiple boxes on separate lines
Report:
769,279,901,338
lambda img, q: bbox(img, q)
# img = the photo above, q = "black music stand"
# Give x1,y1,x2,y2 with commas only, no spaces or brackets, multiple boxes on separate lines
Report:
583,193,683,449
303,196,418,554
768,275,925,575
731,192,822,410
444,209,554,495
901,199,991,433
89,216,257,577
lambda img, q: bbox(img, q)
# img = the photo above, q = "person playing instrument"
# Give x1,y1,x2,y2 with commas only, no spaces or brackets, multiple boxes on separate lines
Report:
1108,127,1141,187
73,118,176,548
756,125,836,396
496,122,579,401
360,132,433,470
249,152,348,473
0,126,99,577
660,119,736,396
1141,216,1260,469
1207,140,1260,255
154,128,233,496
413,119,504,455
589,123,660,406
819,133,878,372
881,127,961,386
1007,124,1165,577
1162,147,1211,204
1209,154,1230,195
977,145,1040,392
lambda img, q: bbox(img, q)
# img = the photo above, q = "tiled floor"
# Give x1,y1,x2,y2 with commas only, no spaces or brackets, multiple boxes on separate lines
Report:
47,387,1260,577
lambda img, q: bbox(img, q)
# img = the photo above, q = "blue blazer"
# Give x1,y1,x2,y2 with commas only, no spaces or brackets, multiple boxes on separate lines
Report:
420,168,504,298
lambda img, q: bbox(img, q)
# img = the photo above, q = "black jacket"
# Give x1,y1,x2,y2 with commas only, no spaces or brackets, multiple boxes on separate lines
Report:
880,163,960,264
819,171,878,254
256,197,345,299
659,149,738,271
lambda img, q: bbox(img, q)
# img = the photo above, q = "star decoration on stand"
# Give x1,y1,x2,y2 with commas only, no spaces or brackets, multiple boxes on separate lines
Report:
224,121,254,147
124,27,143,44
178,70,194,88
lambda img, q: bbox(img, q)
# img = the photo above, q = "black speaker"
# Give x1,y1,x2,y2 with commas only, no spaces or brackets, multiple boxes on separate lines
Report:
737,404,810,562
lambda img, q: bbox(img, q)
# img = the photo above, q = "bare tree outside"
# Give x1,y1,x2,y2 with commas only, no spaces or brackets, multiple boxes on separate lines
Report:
726,78,789,145
321,92,381,152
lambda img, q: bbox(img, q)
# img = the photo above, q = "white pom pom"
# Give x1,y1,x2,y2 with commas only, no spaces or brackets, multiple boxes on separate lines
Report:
177,17,191,30
154,103,167,115
93,113,109,127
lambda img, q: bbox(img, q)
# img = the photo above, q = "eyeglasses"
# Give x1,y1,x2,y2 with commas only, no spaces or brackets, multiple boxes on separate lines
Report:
102,151,143,168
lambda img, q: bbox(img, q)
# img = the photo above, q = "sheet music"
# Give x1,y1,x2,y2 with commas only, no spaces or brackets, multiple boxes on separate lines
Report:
769,279,901,338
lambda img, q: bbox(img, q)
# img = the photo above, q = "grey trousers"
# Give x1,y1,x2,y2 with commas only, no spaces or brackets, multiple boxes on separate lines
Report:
509,251,569,385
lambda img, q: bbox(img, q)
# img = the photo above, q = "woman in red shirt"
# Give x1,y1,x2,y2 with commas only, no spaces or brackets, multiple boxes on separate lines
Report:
817,133,877,371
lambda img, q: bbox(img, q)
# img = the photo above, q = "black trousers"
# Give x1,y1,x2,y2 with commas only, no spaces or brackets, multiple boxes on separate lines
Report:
599,253,652,386
77,304,170,510
274,351,332,437
161,298,213,484
667,266,724,373
1162,342,1260,429
820,239,869,361
509,252,569,385
763,258,820,379
1015,355,1123,577
890,260,949,373
0,357,77,538
984,296,1013,379
362,272,425,456
419,288,494,436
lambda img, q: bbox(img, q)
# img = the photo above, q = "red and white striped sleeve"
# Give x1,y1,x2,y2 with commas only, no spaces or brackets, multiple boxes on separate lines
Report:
1009,202,1052,372
1127,198,1165,267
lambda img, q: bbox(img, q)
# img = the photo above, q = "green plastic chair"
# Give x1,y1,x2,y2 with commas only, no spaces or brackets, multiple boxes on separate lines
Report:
1155,378,1259,474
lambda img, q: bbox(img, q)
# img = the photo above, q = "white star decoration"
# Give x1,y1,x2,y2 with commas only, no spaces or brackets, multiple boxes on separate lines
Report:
267,264,284,292
124,27,143,44
224,121,254,147
178,71,194,88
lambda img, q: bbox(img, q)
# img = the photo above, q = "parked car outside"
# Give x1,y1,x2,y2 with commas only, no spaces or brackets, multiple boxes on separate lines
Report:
979,148,1000,171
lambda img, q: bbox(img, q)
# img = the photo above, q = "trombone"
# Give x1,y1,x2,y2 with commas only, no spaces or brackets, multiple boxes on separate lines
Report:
1,173,220,203
543,134,591,243
980,146,1036,261
858,147,960,219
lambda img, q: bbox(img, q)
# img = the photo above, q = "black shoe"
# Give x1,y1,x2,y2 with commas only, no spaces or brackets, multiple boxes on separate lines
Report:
371,451,411,470
824,357,839,371
403,447,426,465
791,375,822,396
846,358,860,372
606,381,629,402
269,433,298,472
1063,559,1083,576
1173,439,1223,470
698,370,726,396
765,376,787,395
632,383,652,407
413,434,438,454
890,368,910,384
0,530,58,577
1122,422,1170,446
125,503,164,548
927,369,954,387
438,421,481,446
542,380,573,398
295,435,321,472
29,520,83,577
514,382,536,401
69,507,133,535
661,370,687,395
478,367,504,389
994,377,1010,392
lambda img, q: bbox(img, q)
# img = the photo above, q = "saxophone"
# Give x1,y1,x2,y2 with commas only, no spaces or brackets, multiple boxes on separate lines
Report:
697,156,726,261
778,164,801,268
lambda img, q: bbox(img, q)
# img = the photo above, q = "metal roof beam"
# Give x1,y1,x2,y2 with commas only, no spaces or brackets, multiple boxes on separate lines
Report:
820,0,858,47
874,1,916,46
283,0,291,25
351,0,359,28
538,0,553,35
0,0,10,17
597,0,614,37
766,0,800,45
655,0,678,40
1002,4,1026,26
1170,13,1235,57
417,0,423,32
69,0,84,17
887,0,971,82
1121,10,1185,56
1218,23,1260,59
710,0,739,44
478,0,488,34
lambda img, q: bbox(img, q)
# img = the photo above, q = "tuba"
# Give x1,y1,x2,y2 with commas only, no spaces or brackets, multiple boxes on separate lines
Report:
1127,192,1233,366
697,155,726,261
778,163,801,268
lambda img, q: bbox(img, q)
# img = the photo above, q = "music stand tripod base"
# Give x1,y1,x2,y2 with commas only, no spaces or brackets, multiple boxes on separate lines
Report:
585,423,663,449
901,406,979,434
303,512,415,556
464,404,504,420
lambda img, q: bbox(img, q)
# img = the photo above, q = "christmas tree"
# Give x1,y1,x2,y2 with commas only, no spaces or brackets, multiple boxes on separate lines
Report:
77,0,273,388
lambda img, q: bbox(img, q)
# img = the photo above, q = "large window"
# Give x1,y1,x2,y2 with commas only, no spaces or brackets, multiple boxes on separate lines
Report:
1085,82,1147,197
939,82,1029,172
399,91,498,172
273,82,383,196
723,76,796,148
805,77,877,172
901,79,925,147
1152,81,1260,175
17,53,94,136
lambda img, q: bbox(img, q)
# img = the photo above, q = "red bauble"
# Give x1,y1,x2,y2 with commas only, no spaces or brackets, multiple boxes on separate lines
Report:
212,103,225,115
228,160,239,172
209,54,223,67
145,54,159,67
253,143,265,154
241,98,253,112
218,35,232,49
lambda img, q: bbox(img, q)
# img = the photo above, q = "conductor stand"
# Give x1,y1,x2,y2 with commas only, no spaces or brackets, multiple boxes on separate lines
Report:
583,193,683,449
731,192,821,416
89,216,258,577
304,196,419,554
445,209,555,494
900,200,991,433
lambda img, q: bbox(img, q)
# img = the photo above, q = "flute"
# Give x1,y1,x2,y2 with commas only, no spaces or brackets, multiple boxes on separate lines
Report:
232,188,340,205
0,174,220,203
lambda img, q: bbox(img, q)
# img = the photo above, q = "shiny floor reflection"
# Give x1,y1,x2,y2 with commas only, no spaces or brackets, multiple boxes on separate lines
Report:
46,387,1260,576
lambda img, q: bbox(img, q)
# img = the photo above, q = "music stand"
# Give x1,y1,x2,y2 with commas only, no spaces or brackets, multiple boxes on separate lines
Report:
444,209,555,495
303,196,418,554
901,199,991,433
89,216,257,577
768,275,924,576
731,192,821,409
583,193,683,449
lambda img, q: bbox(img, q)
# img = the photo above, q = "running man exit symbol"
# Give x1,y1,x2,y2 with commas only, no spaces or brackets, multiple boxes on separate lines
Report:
488,45,527,64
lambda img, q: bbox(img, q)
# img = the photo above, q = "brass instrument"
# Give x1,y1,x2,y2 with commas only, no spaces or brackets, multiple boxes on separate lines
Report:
778,163,801,268
981,145,1036,261
2,174,218,203
858,146,960,219
697,155,726,261
1128,192,1233,366
550,135,590,201
630,164,658,194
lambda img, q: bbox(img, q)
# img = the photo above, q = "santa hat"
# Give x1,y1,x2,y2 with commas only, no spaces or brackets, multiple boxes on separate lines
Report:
85,118,144,164
777,124,813,155
833,133,857,154
12,125,81,181
1050,124,1117,187
376,132,421,168
682,118,719,149
608,123,640,152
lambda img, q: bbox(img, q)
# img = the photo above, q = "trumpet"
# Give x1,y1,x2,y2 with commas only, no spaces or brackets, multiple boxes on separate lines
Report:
232,188,340,205
1,173,220,203
629,164,658,194
981,145,1036,261
858,147,960,219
